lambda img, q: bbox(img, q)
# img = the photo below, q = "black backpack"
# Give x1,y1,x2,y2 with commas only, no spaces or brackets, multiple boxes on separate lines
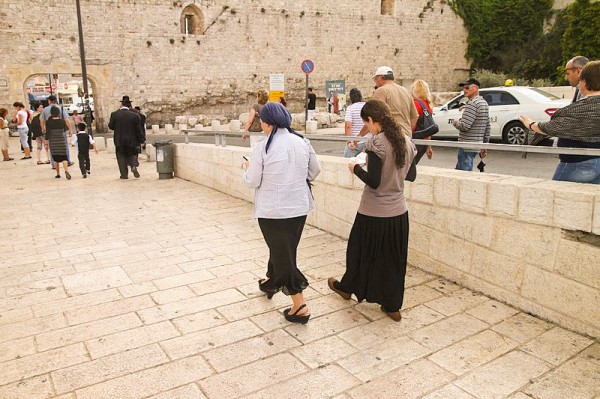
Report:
413,99,439,139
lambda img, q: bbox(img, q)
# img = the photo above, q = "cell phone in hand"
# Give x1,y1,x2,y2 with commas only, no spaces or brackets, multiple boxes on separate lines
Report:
242,156,249,161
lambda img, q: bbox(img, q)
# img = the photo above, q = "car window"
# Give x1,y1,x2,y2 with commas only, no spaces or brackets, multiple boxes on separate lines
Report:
527,88,561,101
447,95,466,110
481,90,520,106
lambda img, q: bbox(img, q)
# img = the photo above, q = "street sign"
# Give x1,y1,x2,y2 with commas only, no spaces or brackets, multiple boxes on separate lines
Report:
269,73,285,91
301,59,314,75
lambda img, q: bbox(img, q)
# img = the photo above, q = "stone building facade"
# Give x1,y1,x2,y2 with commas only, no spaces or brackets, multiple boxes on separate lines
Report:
0,0,470,131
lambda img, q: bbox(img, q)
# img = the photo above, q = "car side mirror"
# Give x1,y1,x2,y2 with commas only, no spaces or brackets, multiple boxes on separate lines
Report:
440,106,448,111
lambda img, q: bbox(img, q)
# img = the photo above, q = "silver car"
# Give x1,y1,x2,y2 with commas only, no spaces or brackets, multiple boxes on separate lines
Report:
433,86,571,145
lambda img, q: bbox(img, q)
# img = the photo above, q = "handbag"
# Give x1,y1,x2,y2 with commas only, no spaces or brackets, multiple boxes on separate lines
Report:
413,99,439,139
248,104,263,132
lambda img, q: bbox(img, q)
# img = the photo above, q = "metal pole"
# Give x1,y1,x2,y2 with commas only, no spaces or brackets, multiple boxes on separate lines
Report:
76,0,93,137
304,74,308,132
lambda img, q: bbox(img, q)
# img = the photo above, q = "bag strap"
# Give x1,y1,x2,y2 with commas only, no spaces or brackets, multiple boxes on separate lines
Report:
416,99,431,118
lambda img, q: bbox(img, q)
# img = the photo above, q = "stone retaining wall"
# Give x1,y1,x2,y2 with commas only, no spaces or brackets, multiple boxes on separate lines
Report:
174,143,600,338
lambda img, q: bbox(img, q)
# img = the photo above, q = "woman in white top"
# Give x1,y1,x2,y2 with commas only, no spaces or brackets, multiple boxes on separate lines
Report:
13,102,31,159
0,108,13,161
242,102,321,324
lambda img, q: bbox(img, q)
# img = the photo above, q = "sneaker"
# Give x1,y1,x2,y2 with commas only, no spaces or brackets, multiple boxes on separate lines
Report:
55,175,60,178
65,171,71,180
132,167,140,178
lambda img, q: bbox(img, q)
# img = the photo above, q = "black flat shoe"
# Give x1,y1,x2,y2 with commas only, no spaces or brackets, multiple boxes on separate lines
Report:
284,304,310,324
258,279,277,299
327,278,351,300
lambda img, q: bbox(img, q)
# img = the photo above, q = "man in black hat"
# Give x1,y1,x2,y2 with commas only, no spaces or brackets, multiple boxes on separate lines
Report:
108,95,144,179
452,78,490,171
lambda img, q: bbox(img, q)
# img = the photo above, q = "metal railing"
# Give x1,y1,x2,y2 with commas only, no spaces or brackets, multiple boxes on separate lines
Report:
180,129,600,156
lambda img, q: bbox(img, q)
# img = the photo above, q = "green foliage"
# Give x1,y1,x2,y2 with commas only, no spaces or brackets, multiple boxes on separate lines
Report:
449,0,600,85
472,69,508,88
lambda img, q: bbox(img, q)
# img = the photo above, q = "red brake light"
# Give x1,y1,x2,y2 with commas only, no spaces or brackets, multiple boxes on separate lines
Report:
545,108,559,116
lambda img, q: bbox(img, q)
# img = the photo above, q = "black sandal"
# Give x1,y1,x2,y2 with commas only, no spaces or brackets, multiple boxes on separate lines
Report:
258,279,277,299
283,304,310,324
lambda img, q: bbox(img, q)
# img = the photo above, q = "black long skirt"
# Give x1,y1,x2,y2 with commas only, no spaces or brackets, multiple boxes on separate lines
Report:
338,212,409,312
258,215,309,296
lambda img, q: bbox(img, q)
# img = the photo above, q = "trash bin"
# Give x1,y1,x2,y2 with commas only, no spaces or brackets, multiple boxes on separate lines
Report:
154,140,174,179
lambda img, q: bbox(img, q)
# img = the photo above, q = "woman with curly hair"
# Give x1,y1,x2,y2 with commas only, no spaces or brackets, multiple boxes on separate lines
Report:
242,89,269,140
328,99,416,322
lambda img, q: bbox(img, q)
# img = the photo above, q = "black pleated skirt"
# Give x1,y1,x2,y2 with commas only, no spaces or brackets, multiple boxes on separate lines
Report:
258,215,309,296
338,212,409,312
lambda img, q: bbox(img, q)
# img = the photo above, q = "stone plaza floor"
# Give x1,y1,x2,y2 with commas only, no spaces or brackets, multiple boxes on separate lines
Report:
0,141,598,399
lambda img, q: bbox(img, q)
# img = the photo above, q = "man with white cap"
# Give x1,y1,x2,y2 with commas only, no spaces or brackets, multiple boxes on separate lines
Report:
370,66,418,137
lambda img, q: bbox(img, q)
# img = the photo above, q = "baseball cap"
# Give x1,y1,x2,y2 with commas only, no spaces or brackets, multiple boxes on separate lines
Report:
373,66,393,78
459,77,481,87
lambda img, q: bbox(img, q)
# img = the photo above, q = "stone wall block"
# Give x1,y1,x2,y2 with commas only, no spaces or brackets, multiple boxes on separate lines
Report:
595,196,600,235
553,191,594,232
471,247,525,293
490,219,558,270
459,178,487,214
409,174,434,204
518,185,554,226
555,238,600,290
433,176,459,208
521,266,600,332
409,222,434,255
429,230,473,273
487,180,517,217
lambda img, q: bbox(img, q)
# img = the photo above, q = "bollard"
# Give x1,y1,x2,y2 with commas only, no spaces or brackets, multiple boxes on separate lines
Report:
306,120,318,134
211,120,221,131
230,120,241,131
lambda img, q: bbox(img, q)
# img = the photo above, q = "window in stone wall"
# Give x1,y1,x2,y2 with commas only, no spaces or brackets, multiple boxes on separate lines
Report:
381,0,394,15
181,5,204,35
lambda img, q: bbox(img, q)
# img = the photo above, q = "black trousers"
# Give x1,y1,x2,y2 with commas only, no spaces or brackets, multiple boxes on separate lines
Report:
115,147,138,178
258,215,309,296
78,152,90,175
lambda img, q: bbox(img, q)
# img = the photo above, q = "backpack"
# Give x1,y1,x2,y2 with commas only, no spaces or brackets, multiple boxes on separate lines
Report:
413,99,439,139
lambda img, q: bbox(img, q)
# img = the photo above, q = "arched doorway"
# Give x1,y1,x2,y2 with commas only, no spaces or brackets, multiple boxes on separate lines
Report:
23,73,100,129
180,4,204,35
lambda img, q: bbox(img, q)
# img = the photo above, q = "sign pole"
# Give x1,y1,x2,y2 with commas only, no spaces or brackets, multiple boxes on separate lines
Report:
304,74,309,132
76,0,93,137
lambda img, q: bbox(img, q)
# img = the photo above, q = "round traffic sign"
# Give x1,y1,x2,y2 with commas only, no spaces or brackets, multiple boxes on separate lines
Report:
301,59,314,75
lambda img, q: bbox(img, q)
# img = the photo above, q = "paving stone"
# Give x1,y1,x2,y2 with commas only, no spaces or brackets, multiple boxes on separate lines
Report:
428,330,519,375
339,305,445,350
347,358,454,398
161,319,263,359
422,384,477,399
403,284,444,309
0,374,54,399
32,289,123,318
465,299,520,325
0,287,67,313
171,309,228,334
0,314,67,343
203,329,301,372
36,312,142,351
455,351,551,399
85,321,181,359
522,343,600,399
520,326,594,366
137,288,246,324
150,286,196,305
0,336,36,363
0,307,34,327
424,288,488,316
199,353,308,399
75,354,212,399
291,335,358,369
52,344,169,394
242,364,360,399
145,383,206,399
338,335,432,382
0,343,89,386
152,270,215,291
65,295,155,325
409,313,490,351
117,282,157,298
285,308,370,344
491,312,554,344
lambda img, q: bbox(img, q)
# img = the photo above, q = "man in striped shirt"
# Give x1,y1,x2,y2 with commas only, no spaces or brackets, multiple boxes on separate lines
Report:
452,78,490,171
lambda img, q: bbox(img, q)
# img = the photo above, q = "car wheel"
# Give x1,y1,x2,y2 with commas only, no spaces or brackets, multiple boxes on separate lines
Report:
502,121,527,145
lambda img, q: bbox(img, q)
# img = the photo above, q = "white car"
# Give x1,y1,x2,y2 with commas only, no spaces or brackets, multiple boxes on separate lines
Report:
432,86,571,145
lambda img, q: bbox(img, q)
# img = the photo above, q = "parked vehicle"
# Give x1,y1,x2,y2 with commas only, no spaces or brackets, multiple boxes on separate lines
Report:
432,86,571,145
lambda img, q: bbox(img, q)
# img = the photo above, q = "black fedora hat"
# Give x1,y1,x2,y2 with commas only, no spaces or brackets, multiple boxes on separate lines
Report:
120,95,131,104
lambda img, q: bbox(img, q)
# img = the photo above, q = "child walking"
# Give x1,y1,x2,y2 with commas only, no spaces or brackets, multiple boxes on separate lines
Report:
71,122,98,178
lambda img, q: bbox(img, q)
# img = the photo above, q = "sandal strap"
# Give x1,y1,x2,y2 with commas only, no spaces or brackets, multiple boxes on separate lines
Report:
292,304,307,316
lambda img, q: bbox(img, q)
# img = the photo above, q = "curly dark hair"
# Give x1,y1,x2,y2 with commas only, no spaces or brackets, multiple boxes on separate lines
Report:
360,99,406,168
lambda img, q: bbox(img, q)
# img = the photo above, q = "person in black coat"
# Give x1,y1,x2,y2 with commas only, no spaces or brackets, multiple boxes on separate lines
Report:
108,96,144,179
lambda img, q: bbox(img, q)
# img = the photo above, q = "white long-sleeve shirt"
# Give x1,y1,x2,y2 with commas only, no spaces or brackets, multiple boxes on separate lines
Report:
243,128,321,219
